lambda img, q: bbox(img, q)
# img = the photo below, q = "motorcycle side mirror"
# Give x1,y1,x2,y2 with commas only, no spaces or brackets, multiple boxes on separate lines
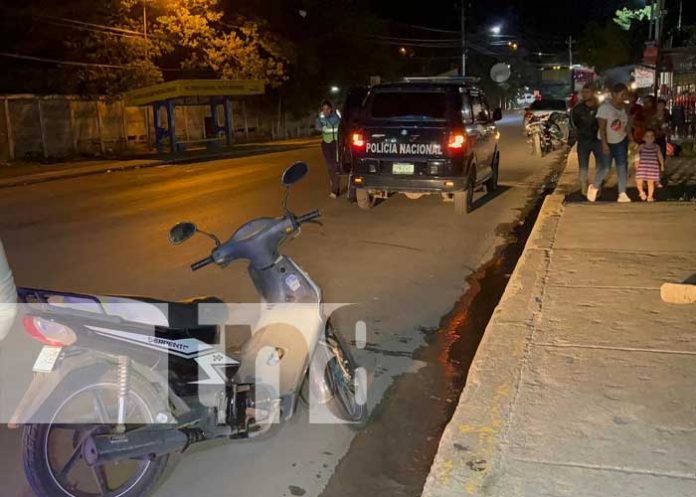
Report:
169,222,198,245
493,108,503,121
281,162,308,187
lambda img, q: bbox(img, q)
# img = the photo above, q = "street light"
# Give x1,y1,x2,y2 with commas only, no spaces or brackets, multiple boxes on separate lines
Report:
330,86,340,95
490,25,502,35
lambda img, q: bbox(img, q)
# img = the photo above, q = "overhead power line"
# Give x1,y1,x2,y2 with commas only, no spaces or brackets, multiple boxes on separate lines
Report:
391,22,461,35
37,18,144,40
0,52,179,71
365,40,462,48
0,52,131,69
348,32,461,43
33,14,146,37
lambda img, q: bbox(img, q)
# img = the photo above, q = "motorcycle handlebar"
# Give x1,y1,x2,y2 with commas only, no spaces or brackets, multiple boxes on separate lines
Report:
191,210,320,271
296,209,321,225
191,256,215,271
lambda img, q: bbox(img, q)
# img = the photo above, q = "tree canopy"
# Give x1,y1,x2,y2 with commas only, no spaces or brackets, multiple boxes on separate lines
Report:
66,0,292,94
613,6,653,31
577,21,633,72
0,0,401,113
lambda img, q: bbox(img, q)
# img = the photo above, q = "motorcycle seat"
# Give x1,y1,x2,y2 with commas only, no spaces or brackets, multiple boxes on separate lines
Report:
107,295,228,331
20,288,227,331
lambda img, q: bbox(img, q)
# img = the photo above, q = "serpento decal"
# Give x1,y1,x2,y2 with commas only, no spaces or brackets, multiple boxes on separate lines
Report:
85,325,213,358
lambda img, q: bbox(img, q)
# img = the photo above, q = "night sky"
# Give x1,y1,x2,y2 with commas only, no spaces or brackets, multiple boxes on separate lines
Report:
371,0,692,37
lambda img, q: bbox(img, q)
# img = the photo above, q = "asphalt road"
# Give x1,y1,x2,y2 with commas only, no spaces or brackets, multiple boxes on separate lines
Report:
0,113,563,497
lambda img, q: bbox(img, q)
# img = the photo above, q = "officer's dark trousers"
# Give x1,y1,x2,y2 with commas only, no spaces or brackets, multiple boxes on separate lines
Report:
321,141,340,195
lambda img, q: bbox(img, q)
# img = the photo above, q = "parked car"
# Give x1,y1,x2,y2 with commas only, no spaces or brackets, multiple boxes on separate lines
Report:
517,92,536,108
348,77,502,214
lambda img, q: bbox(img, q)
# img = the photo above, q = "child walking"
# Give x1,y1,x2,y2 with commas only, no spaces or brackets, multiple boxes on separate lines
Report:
634,129,664,202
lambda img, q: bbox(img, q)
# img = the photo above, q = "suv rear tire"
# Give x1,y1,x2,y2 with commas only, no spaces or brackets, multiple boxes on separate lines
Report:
454,172,475,214
356,189,375,210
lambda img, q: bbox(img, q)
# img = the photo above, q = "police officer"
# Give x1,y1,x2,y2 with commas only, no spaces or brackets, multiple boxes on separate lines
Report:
315,100,341,198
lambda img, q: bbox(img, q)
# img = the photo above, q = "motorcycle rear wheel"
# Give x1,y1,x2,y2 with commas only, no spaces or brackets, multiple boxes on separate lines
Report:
23,367,169,497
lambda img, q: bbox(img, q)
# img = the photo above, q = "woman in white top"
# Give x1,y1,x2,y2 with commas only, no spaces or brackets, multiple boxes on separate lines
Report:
0,240,17,340
586,83,632,203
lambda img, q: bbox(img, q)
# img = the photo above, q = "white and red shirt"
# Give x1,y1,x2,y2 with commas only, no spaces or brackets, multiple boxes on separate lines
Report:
596,101,628,144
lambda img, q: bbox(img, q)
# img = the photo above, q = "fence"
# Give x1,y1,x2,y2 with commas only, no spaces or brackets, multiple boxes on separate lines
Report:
0,95,316,162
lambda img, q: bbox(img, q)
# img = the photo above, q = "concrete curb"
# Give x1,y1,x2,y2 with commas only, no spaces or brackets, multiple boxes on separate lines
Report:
0,138,319,189
421,151,574,497
0,159,164,189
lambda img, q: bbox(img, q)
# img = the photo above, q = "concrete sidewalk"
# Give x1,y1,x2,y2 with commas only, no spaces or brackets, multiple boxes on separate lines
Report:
0,137,318,188
422,151,696,496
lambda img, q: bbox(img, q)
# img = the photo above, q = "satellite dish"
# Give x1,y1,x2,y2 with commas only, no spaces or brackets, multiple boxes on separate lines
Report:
490,63,511,83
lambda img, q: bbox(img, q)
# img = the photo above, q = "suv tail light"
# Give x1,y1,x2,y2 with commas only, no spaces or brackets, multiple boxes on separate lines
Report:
352,131,365,150
23,316,77,346
447,131,467,150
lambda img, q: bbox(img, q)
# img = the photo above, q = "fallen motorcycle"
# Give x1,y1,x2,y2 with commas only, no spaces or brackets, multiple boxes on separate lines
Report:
12,161,367,497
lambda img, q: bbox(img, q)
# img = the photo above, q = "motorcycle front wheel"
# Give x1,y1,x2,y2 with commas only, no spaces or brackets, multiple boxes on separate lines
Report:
324,326,368,426
532,132,543,157
23,368,169,497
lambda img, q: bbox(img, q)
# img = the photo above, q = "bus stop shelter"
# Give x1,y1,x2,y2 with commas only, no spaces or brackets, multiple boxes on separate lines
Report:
124,79,264,154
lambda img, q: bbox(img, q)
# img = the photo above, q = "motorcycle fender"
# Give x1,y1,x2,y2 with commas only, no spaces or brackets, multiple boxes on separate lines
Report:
8,356,111,428
8,355,181,428
307,338,335,405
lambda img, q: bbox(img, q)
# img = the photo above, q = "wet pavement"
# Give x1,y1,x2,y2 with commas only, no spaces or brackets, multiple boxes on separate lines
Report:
319,153,566,497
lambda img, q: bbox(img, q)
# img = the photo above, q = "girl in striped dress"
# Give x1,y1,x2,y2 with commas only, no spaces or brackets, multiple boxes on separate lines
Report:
634,129,664,202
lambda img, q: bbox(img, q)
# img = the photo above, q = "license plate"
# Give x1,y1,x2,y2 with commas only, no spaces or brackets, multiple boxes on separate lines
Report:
33,346,62,373
392,163,414,174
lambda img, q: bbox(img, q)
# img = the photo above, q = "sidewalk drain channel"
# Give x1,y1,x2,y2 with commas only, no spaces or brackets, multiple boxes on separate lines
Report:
319,157,566,497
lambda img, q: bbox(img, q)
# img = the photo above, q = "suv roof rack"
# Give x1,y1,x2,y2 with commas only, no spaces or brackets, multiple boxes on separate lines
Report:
401,76,481,84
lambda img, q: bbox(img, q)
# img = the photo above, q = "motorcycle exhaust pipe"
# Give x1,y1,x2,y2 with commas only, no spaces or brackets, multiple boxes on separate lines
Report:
82,429,197,466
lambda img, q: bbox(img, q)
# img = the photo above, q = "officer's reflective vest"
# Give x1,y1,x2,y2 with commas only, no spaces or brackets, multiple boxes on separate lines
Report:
319,110,341,144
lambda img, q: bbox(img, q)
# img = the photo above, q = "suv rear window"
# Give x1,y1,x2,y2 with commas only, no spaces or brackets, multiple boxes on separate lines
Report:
368,91,448,120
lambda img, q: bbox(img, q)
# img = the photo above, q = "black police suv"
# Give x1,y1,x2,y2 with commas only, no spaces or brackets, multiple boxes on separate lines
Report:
348,78,502,214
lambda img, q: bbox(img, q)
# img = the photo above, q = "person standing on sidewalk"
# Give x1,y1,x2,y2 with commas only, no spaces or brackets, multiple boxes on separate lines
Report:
587,83,632,203
315,100,342,198
653,98,670,158
630,95,653,144
634,129,664,202
570,84,600,196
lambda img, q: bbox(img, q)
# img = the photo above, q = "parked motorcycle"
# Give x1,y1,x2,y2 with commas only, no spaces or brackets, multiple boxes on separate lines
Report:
525,115,550,157
525,111,569,157
12,161,367,497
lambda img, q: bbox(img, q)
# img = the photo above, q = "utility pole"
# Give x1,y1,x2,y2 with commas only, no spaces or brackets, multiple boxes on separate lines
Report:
653,0,667,97
678,0,683,29
142,2,148,41
143,1,149,57
460,0,466,76
567,35,574,95
654,0,665,43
